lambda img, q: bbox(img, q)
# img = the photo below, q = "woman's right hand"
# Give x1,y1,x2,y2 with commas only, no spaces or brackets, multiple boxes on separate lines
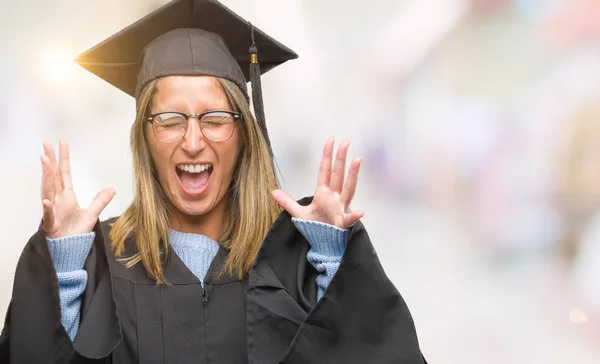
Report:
41,140,116,239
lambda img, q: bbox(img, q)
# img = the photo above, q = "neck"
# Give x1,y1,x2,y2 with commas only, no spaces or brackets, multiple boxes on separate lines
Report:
169,197,229,241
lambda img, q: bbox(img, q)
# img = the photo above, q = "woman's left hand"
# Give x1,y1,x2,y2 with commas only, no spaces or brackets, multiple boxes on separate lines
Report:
272,137,364,229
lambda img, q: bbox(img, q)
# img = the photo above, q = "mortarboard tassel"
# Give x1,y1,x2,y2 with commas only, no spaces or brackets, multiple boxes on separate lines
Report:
249,24,282,185
248,24,272,153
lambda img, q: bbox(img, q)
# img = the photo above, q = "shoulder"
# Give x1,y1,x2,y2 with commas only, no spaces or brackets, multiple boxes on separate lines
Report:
97,216,120,249
98,217,159,284
100,216,119,233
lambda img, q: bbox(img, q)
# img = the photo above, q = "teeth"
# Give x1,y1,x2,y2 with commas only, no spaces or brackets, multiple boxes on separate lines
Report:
177,164,212,174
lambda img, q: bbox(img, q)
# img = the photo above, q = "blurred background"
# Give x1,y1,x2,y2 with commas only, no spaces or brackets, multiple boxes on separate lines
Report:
1,0,600,362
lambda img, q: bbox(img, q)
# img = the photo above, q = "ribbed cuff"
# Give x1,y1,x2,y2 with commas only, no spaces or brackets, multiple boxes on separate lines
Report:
292,218,348,257
47,233,95,273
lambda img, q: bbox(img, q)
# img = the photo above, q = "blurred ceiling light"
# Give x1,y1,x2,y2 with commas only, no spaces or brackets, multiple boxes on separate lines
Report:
43,51,75,81
372,0,469,78
541,0,600,47
569,308,589,324
471,0,512,14
515,0,565,21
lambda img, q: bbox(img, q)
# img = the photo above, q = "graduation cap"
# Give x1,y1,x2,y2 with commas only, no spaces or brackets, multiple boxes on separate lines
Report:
75,0,298,150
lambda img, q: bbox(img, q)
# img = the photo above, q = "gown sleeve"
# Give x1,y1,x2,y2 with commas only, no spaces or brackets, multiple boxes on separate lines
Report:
246,197,427,364
47,233,95,341
291,218,347,300
0,220,121,363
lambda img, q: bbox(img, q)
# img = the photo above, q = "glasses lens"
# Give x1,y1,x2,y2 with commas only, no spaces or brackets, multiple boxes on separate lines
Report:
153,113,187,143
201,112,236,141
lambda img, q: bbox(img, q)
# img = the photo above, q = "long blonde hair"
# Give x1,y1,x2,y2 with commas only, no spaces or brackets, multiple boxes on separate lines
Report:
110,77,281,284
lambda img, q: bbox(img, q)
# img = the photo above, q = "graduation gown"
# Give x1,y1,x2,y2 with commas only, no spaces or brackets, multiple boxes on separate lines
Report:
0,198,426,363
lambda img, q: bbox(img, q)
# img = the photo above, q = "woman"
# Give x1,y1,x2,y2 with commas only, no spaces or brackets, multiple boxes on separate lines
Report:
0,0,426,363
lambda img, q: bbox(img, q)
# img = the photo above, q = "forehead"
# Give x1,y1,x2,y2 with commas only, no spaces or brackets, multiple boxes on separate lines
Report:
152,75,230,112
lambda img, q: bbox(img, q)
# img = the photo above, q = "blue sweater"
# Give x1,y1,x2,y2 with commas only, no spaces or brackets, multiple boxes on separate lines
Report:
47,218,348,341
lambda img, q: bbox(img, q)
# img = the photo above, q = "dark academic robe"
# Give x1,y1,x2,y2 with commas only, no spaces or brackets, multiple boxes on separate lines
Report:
0,198,427,363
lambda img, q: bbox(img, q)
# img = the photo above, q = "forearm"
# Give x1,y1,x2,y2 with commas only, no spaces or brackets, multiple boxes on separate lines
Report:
47,232,95,341
292,218,348,301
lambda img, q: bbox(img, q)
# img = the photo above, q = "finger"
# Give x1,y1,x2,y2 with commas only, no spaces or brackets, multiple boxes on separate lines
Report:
58,140,73,190
271,189,303,218
340,156,362,207
317,137,335,187
43,143,63,194
329,141,349,194
87,188,116,219
42,199,58,235
41,155,55,204
343,210,364,228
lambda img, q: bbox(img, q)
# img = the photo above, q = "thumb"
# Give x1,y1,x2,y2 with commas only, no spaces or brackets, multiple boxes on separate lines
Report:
88,188,116,219
271,189,302,218
343,210,364,229
42,199,58,236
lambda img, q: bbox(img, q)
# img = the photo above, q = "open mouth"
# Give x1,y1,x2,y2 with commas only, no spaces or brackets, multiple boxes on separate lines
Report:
176,163,214,194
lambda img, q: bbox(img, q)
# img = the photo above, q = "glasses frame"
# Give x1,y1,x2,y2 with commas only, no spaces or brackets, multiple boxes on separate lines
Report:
146,110,242,143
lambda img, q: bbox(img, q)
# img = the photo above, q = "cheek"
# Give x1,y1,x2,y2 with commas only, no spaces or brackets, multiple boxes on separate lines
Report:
213,142,242,194
153,155,172,184
224,133,243,173
146,135,173,185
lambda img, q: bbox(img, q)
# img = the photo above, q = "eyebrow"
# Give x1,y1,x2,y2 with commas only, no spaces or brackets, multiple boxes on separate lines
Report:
152,98,232,114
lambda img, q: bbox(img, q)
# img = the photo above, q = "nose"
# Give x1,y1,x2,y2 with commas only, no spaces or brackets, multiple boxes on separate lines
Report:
180,118,206,156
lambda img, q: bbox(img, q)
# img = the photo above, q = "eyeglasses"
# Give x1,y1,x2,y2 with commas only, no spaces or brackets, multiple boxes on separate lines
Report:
146,110,241,143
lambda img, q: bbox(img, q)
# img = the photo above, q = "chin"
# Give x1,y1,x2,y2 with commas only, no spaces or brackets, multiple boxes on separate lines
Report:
171,186,224,218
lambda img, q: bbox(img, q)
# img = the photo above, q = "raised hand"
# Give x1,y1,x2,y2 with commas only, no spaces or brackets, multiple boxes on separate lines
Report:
272,138,363,229
41,140,116,239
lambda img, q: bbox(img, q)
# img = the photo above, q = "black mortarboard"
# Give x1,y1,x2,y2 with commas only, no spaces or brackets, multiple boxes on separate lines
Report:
75,0,297,150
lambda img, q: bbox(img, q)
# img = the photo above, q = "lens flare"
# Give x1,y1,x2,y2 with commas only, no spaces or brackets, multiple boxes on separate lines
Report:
43,51,74,81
